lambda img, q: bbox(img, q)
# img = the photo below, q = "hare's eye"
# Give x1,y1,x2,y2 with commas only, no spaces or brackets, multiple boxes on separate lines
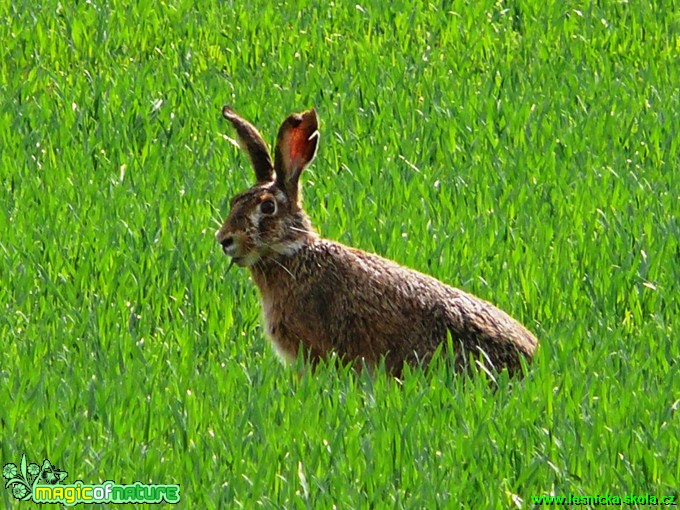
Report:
260,199,276,215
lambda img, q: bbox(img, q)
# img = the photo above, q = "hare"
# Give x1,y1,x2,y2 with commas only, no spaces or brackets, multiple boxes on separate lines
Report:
216,106,538,376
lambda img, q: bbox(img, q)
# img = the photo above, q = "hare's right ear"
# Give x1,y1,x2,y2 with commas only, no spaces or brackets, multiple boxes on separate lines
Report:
274,109,319,205
222,106,274,183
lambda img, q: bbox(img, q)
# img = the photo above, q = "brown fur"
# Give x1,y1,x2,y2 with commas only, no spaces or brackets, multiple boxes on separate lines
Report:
216,107,538,376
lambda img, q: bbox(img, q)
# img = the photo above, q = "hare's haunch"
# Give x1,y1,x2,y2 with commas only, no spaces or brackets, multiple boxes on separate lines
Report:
216,107,538,376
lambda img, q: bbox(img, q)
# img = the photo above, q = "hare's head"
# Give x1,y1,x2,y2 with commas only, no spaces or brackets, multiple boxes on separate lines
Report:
216,107,319,267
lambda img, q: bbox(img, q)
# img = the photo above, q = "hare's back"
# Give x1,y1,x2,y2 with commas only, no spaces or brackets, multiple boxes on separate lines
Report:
295,240,537,370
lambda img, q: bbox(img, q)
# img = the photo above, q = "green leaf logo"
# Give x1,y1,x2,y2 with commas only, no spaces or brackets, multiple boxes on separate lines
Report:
3,454,68,501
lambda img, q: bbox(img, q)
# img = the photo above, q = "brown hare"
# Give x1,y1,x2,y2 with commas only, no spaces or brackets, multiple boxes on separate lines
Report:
216,106,538,377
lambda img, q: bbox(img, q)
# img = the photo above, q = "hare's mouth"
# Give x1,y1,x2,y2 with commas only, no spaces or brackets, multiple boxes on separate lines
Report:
226,256,245,272
225,250,260,268
230,256,255,268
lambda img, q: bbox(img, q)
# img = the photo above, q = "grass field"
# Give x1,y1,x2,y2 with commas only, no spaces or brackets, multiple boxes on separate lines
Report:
1,0,679,507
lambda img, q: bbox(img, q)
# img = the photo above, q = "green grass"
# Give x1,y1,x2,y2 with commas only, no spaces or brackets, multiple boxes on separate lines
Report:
1,0,679,507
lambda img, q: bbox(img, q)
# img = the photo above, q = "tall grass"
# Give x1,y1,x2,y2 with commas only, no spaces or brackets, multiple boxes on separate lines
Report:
1,0,678,507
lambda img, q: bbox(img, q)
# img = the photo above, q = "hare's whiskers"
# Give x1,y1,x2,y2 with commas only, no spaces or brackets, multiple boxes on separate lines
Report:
268,256,296,280
252,259,270,288
288,226,310,235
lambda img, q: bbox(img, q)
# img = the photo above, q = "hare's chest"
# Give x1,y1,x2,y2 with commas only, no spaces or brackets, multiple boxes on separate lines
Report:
260,294,298,364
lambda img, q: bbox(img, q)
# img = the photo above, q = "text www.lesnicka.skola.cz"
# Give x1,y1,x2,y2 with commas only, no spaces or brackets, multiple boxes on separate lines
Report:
531,493,677,506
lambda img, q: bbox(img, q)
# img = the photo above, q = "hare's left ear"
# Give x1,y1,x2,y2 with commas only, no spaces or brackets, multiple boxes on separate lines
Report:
274,109,319,205
222,106,275,183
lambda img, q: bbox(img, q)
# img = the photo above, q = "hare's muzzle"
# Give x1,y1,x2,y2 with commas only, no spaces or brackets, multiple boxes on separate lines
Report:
215,230,251,267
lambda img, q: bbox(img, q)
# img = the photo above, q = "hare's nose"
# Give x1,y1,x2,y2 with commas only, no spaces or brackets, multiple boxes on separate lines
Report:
220,235,234,249
220,235,239,257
